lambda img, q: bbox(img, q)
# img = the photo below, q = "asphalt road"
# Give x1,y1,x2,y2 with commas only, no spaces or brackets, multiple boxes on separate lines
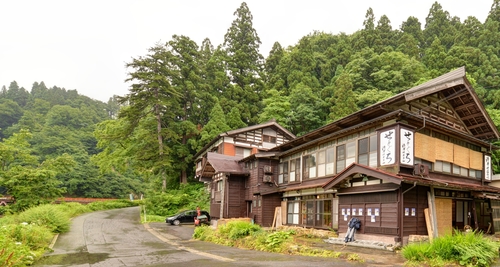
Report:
34,206,400,267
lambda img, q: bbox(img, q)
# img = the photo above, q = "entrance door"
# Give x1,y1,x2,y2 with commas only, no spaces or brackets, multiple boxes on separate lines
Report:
455,200,470,230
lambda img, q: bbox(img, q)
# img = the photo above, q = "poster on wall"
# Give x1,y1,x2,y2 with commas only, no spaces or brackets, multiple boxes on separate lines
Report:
368,208,372,216
352,208,357,216
380,129,396,166
400,128,414,165
411,208,416,216
359,208,363,216
405,208,409,216
371,215,376,222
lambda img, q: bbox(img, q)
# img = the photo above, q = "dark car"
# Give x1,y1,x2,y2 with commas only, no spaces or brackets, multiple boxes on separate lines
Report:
165,210,210,225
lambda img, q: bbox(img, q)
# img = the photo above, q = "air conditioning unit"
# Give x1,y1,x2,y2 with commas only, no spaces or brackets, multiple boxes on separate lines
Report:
413,163,429,176
264,165,273,173
263,175,273,183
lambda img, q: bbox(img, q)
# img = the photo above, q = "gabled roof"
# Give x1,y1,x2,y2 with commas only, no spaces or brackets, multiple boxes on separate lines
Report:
273,67,499,153
322,163,403,190
194,119,296,159
198,152,248,179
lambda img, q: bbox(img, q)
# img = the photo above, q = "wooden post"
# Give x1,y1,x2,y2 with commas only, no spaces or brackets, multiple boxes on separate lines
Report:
428,187,438,238
272,207,282,230
424,208,434,242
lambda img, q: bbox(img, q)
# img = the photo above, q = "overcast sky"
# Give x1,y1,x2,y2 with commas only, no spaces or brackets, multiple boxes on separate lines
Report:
0,0,494,102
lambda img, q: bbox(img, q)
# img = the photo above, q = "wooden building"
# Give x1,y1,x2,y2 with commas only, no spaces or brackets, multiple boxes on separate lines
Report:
196,67,500,245
194,119,296,223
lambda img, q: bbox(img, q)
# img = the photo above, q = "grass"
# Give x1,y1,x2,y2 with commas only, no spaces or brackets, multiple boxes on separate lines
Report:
402,230,500,267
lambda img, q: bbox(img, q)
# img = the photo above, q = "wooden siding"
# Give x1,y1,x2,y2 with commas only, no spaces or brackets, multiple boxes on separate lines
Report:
261,194,282,227
211,203,221,220
402,185,428,236
338,190,399,236
228,176,246,218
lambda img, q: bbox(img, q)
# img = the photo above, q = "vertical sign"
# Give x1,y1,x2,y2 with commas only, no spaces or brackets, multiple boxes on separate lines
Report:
485,155,492,180
400,128,414,165
380,129,395,166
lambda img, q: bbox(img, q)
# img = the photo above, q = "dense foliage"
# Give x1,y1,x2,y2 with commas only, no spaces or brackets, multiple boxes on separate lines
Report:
2,1,500,208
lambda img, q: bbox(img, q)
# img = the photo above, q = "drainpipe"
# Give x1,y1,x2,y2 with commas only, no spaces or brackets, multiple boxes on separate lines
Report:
399,182,417,244
225,175,229,218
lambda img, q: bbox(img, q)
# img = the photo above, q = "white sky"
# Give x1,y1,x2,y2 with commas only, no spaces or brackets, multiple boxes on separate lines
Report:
0,0,494,102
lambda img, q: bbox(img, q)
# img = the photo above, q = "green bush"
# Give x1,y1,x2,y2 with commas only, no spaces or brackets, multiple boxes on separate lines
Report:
402,230,500,267
18,204,70,233
264,230,294,252
218,221,262,240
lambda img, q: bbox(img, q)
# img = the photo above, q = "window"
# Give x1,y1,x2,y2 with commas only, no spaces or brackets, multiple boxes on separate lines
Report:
289,158,300,182
235,147,251,157
317,150,326,177
369,135,377,167
358,137,369,166
279,161,289,184
287,201,300,224
346,141,356,166
303,154,317,179
326,147,335,175
336,145,345,173
263,135,277,143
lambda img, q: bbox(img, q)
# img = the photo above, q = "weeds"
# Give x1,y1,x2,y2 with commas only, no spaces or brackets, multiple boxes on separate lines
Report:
192,221,358,261
402,230,500,267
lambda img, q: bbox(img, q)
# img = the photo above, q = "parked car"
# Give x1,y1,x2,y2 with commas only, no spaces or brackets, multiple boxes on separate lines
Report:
165,210,210,226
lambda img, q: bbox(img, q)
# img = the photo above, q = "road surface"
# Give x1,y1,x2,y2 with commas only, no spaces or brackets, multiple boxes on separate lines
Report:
35,206,401,266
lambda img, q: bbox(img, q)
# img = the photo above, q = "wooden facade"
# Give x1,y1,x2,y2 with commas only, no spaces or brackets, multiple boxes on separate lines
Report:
195,67,500,246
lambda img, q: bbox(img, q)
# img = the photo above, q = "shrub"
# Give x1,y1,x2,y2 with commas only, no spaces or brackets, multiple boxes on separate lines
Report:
18,204,70,233
264,230,294,252
218,220,262,240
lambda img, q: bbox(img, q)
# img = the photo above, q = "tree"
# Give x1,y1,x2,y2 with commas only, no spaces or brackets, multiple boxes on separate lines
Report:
422,2,456,50
222,2,265,125
0,130,75,211
198,100,231,149
259,89,291,129
329,73,358,122
120,44,179,190
0,99,23,139
226,107,247,130
288,83,325,136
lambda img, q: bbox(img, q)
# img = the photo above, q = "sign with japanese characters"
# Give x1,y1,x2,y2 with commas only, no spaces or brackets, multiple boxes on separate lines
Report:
400,128,414,165
485,155,492,180
380,129,395,166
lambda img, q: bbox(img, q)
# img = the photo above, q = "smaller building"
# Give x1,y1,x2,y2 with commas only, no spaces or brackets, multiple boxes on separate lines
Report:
194,119,295,222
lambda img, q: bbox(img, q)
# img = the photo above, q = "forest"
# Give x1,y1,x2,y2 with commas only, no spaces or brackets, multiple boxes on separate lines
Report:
2,1,500,211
